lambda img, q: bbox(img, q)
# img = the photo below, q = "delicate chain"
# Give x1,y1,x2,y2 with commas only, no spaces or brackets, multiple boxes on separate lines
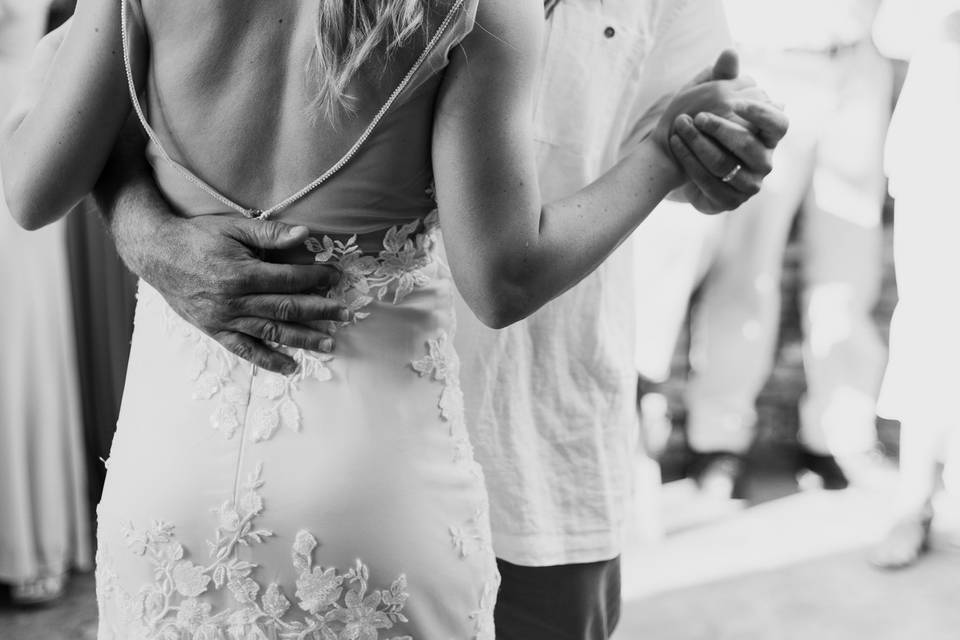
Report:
120,0,466,221
121,0,253,217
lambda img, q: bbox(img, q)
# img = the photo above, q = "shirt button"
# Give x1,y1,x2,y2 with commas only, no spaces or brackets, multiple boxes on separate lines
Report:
604,26,616,38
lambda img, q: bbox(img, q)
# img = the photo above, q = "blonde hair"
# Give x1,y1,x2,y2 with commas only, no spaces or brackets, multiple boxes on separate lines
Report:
311,0,438,120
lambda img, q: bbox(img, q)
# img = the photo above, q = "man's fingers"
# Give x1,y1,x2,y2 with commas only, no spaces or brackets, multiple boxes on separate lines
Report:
214,331,298,374
692,112,774,175
237,262,341,295
229,318,336,353
732,100,790,148
675,115,761,196
669,134,746,213
228,217,311,251
675,115,735,177
237,294,351,323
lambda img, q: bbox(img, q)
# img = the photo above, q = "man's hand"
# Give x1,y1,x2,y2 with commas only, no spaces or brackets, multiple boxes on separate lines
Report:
146,214,347,375
663,50,790,214
95,120,346,375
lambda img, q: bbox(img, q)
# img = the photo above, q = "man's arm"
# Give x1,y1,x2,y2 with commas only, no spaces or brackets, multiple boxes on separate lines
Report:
93,119,347,374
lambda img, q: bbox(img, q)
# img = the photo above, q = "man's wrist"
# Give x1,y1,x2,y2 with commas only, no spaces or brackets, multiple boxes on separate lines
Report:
108,184,185,286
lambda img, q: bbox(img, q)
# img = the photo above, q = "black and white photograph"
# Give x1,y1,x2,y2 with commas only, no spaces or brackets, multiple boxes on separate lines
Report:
0,0,958,638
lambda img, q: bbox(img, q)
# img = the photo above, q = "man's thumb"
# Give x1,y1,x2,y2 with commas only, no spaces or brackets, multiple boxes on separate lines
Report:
233,218,310,251
712,49,740,80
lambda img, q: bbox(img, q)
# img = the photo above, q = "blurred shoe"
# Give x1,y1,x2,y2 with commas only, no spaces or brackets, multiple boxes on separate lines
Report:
870,510,934,570
837,449,898,490
688,451,748,500
11,573,66,606
797,450,849,490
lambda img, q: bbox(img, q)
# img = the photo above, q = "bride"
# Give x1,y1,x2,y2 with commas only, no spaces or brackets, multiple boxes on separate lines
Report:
2,0,767,637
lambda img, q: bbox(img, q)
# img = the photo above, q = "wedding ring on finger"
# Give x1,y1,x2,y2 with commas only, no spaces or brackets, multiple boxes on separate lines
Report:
721,164,743,184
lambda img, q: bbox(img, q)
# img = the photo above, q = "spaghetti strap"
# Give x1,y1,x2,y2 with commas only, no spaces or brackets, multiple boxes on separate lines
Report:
120,0,468,221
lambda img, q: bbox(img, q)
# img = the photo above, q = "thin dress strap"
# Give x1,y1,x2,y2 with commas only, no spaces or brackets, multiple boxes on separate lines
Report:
120,0,467,221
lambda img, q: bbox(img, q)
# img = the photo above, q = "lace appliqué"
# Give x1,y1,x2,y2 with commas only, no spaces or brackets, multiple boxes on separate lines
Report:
410,331,464,423
146,214,438,445
305,212,440,324
149,291,335,443
97,465,412,640
449,507,490,560
249,352,335,442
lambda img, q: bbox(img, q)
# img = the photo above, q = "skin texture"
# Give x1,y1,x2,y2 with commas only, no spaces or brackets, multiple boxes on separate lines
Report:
3,0,787,371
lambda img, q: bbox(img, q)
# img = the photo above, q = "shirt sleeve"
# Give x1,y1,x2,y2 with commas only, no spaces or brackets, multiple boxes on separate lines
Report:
618,0,734,157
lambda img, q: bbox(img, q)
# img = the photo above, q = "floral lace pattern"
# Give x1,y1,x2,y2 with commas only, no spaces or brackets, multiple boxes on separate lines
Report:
305,211,440,324
141,213,441,446
98,465,413,640
449,507,490,560
410,332,464,424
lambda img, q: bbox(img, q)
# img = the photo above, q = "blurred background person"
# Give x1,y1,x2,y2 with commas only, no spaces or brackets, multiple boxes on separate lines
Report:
871,0,960,569
0,0,91,605
677,0,894,496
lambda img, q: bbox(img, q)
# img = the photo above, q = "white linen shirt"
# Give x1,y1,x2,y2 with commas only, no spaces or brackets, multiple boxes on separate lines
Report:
453,0,733,566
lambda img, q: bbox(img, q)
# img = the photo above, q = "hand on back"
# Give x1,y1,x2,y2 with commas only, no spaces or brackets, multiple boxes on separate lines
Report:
146,214,348,374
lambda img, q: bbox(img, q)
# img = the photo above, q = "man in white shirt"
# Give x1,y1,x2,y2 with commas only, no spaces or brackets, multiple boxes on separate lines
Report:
80,1,786,638
454,1,786,638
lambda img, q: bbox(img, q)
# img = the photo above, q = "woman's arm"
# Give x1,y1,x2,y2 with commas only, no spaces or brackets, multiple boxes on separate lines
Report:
432,0,748,328
1,0,136,230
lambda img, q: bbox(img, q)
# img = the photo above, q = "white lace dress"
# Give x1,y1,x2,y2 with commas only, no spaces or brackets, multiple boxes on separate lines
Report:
95,1,499,638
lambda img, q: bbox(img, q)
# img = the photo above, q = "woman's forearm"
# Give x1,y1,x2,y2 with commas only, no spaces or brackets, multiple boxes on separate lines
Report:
490,138,683,326
1,2,132,229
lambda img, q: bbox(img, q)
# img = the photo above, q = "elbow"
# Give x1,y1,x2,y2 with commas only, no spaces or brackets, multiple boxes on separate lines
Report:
3,182,47,231
467,278,540,330
474,305,520,330
2,168,65,231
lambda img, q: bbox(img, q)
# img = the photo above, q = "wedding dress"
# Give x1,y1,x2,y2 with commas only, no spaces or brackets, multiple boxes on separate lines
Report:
95,1,499,638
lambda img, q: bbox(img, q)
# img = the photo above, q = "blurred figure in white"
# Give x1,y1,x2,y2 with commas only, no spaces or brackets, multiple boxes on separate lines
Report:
0,0,91,604
871,0,960,569
679,0,894,495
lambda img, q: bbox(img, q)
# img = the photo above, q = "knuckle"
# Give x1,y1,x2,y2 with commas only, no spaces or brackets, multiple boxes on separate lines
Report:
274,297,300,321
222,270,247,294
221,335,253,360
671,138,693,161
259,321,282,343
700,116,721,135
221,295,244,317
260,221,284,242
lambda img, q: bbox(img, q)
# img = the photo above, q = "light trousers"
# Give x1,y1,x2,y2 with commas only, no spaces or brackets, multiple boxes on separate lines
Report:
686,44,893,456
635,43,893,457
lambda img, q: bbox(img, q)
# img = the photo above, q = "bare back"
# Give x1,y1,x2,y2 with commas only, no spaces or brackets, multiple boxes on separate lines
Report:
132,0,468,232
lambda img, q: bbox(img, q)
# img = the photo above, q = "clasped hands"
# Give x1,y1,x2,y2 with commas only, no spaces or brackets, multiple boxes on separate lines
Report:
654,49,789,214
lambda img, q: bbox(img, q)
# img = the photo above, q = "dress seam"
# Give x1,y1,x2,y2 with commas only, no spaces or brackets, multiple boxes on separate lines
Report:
231,364,257,503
